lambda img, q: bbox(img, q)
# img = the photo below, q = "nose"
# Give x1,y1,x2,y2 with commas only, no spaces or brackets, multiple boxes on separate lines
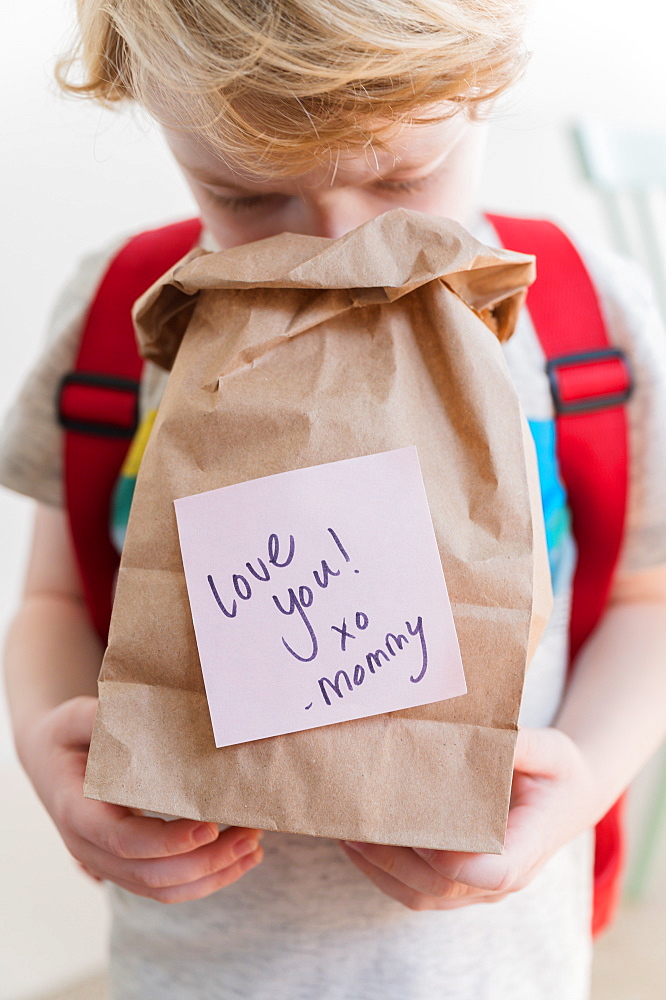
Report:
303,193,376,240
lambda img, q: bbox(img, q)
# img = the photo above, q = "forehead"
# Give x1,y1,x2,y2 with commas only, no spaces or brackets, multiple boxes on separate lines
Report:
163,113,471,189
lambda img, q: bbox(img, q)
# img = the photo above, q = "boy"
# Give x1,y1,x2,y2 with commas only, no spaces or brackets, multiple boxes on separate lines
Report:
3,1,666,997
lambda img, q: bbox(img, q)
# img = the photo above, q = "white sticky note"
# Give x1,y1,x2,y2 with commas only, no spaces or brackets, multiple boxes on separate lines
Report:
174,447,466,747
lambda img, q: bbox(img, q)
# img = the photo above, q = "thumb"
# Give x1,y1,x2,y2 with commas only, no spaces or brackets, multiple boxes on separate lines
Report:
51,696,99,748
513,726,574,779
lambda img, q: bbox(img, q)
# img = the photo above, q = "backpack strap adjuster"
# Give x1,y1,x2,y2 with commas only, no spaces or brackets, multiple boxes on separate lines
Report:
58,371,140,439
546,347,634,416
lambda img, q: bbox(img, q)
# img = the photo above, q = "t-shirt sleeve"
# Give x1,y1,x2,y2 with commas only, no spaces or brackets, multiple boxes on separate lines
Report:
0,238,126,507
580,239,666,574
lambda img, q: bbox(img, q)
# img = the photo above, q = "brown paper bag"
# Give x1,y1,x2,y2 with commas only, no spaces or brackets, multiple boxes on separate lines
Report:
84,209,552,853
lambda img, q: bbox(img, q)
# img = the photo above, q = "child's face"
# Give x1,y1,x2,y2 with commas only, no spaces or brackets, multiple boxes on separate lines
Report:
164,112,486,248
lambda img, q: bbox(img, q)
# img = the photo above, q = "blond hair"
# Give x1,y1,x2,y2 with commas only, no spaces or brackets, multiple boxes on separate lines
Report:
57,0,527,174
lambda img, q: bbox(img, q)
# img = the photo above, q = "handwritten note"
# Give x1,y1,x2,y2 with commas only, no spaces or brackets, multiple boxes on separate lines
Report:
174,447,466,747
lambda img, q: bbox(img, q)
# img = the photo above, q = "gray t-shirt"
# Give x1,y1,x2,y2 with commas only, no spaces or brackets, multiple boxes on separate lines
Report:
2,219,666,1000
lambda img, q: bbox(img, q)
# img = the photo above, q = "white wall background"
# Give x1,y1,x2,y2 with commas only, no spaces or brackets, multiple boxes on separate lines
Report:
1,1,665,996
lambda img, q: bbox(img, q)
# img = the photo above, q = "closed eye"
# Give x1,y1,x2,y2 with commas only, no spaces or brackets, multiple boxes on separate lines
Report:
203,168,438,212
205,190,288,213
372,174,435,195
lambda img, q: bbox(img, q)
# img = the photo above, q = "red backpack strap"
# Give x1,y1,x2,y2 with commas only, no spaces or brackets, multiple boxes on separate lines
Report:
486,214,633,936
58,217,203,641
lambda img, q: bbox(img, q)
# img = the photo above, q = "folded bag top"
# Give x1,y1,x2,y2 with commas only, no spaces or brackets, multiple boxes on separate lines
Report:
85,209,551,853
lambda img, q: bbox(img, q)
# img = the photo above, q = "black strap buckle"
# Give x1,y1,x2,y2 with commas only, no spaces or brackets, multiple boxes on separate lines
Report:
57,372,140,439
546,348,634,416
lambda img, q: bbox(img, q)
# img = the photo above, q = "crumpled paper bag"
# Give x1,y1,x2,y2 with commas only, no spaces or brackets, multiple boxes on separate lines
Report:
84,209,552,853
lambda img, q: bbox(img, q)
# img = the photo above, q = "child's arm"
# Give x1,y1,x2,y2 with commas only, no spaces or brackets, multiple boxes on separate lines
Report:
4,503,264,902
338,563,666,909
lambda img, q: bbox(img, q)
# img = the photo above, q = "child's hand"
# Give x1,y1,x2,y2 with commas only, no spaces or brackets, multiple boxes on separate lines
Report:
21,695,264,903
338,726,597,910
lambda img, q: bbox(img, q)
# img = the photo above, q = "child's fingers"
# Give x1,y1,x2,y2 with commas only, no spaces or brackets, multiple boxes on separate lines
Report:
412,796,552,894
340,841,486,901
409,736,592,896
340,843,484,911
342,783,553,900
102,845,264,904
341,841,437,909
87,809,221,859
411,846,520,895
70,788,259,860
512,726,577,778
74,825,262,889
60,791,214,858
49,695,98,747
